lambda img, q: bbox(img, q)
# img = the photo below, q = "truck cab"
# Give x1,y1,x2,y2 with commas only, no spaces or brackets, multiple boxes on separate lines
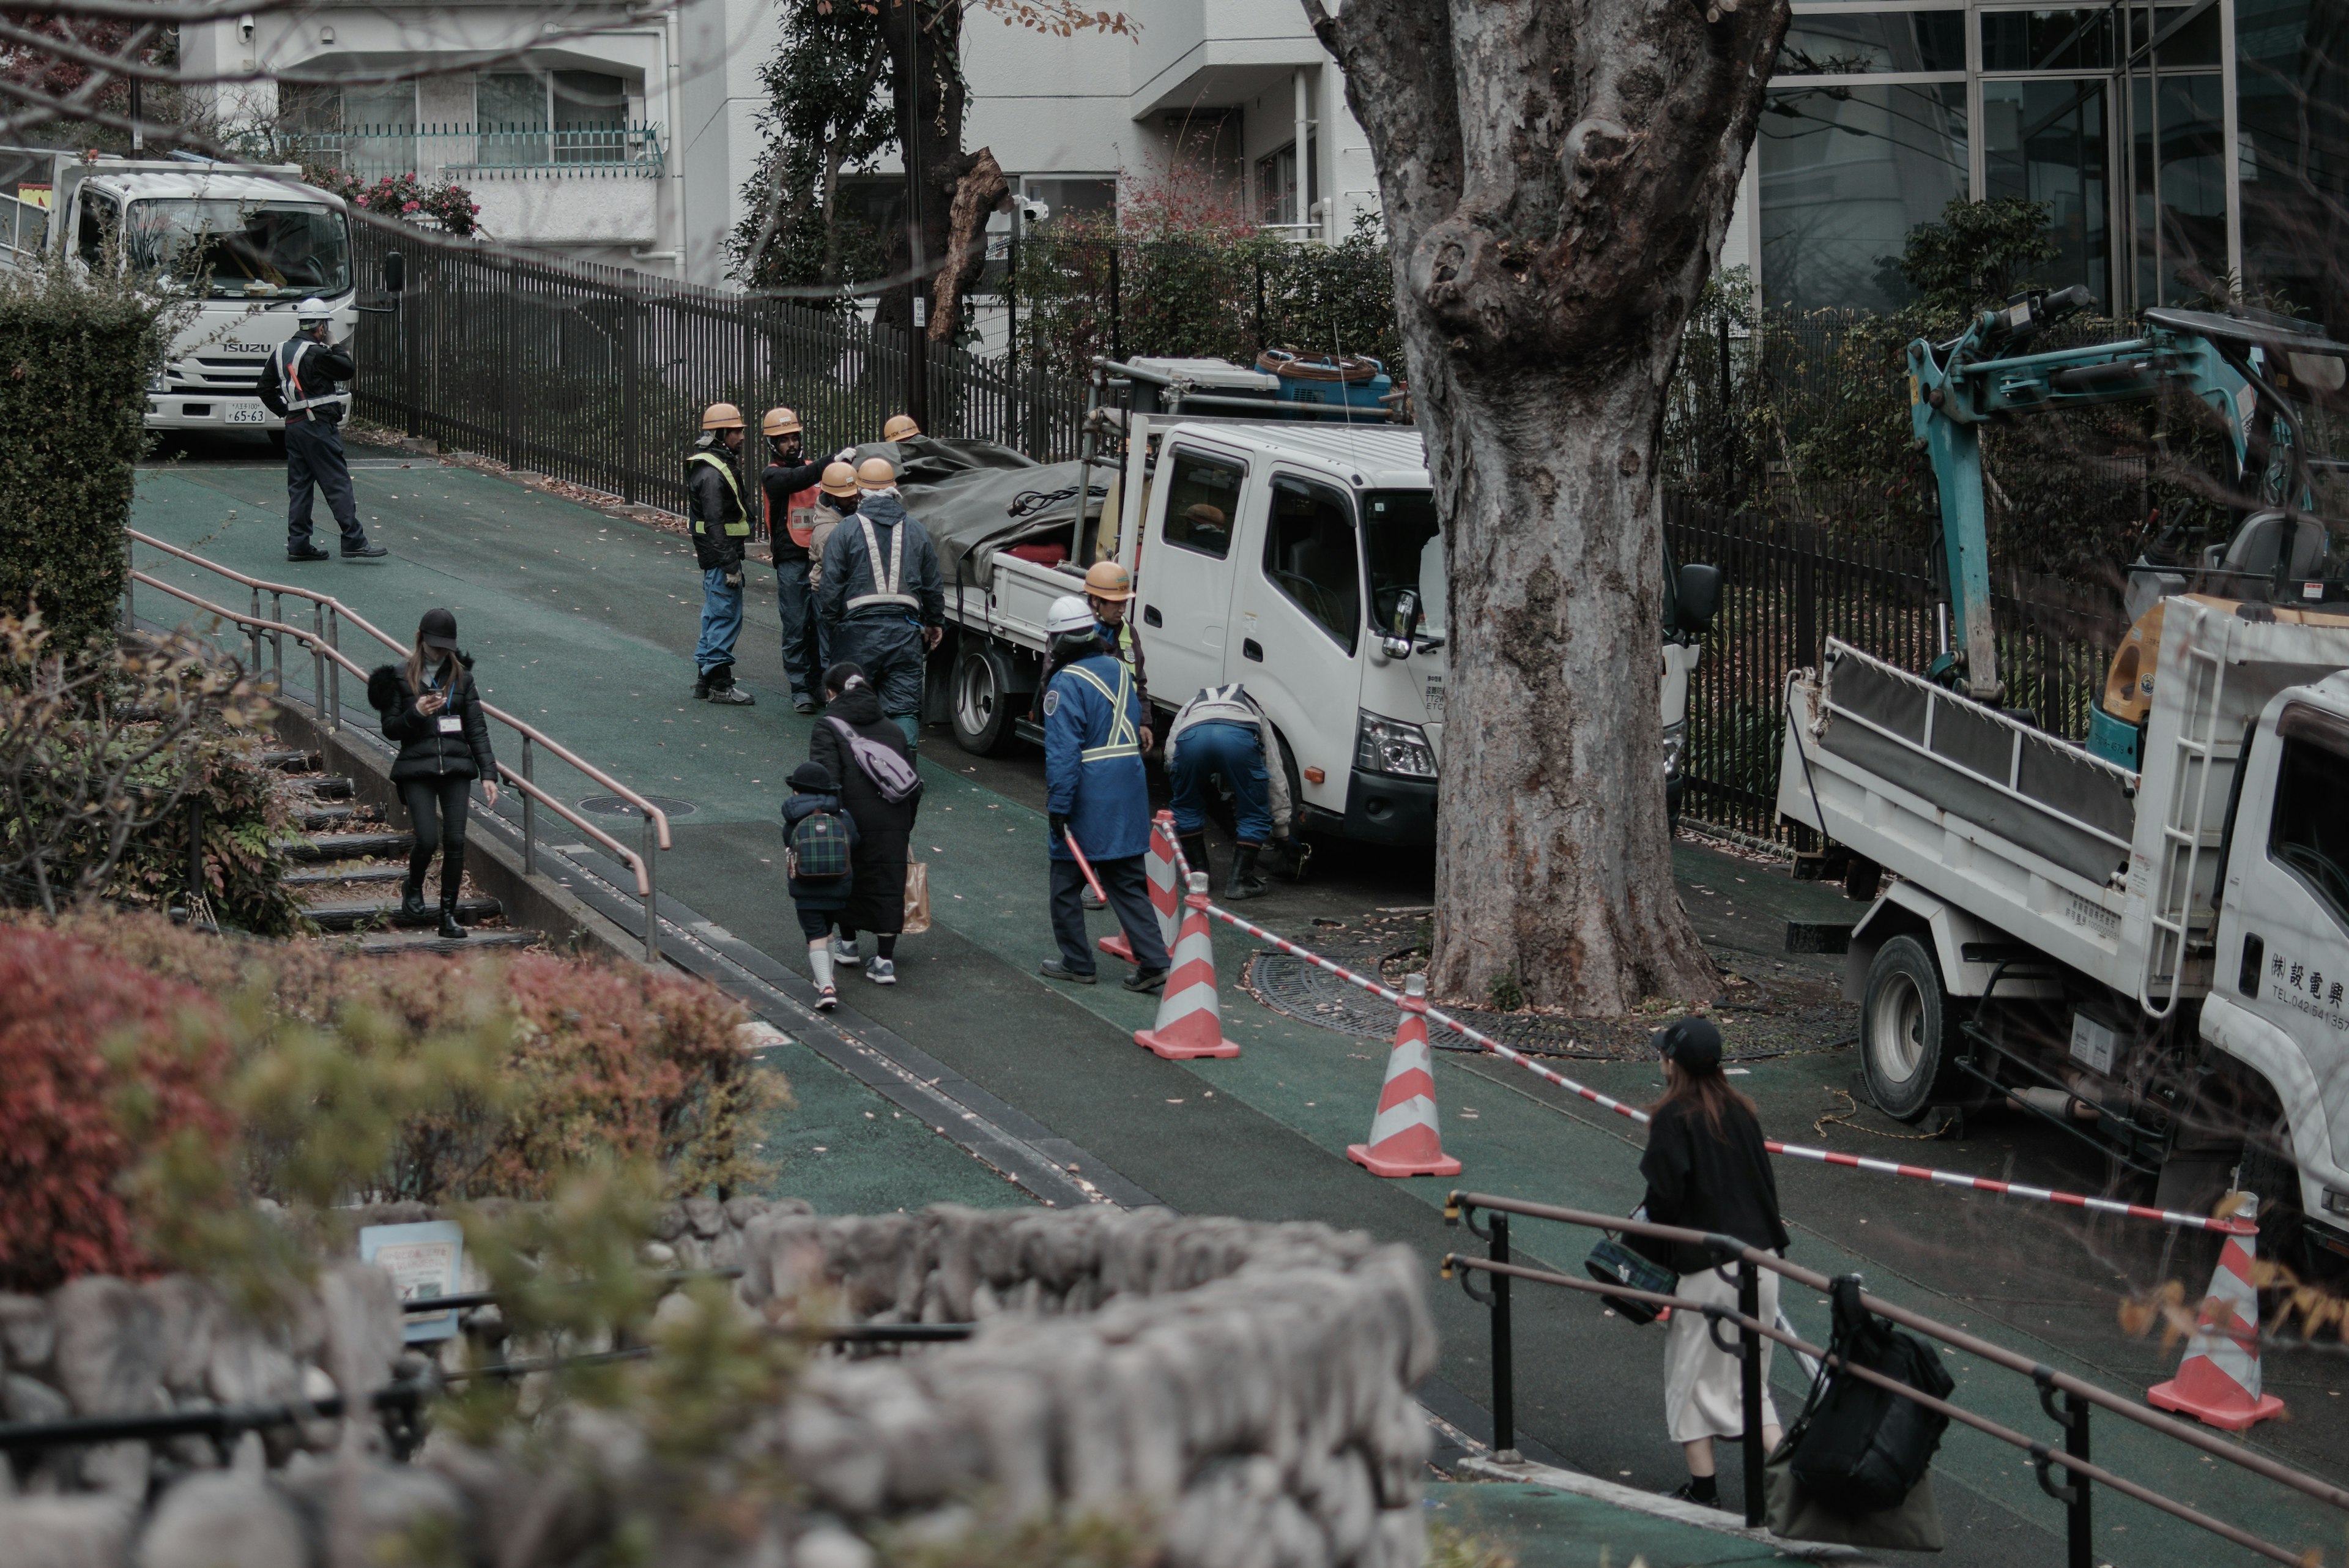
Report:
0,149,356,434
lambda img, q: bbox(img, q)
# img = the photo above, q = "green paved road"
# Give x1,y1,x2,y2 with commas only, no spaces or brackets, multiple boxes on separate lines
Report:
132,448,2349,1568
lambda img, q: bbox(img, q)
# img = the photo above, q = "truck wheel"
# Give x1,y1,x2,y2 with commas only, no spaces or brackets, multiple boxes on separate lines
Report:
951,641,1017,757
1861,935,1957,1121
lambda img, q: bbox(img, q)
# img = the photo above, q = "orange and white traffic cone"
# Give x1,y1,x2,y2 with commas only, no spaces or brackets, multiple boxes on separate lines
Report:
1134,872,1239,1060
1347,974,1461,1178
1097,815,1181,964
2147,1191,2284,1430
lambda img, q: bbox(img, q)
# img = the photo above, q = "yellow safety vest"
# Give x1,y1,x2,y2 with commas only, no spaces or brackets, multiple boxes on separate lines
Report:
1060,660,1140,764
688,451,750,537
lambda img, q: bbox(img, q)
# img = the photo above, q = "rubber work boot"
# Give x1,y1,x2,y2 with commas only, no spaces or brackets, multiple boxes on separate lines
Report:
437,897,469,940
1224,842,1268,902
808,940,836,1010
1178,832,1213,890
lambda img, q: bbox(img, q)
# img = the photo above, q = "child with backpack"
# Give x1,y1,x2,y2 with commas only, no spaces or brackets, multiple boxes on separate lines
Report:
782,760,859,1009
809,661,923,985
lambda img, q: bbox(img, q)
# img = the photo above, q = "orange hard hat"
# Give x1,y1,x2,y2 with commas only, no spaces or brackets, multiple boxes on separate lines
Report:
819,461,860,497
761,406,803,437
1083,560,1134,601
882,414,920,442
701,401,744,431
856,456,898,489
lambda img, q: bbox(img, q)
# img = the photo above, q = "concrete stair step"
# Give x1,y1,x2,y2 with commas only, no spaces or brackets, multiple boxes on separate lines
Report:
298,804,362,831
262,748,322,772
297,775,356,801
307,897,503,932
284,831,414,863
284,864,408,887
355,929,538,956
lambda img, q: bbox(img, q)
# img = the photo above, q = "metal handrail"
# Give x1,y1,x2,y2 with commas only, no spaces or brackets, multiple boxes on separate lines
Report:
128,533,672,851
124,540,667,959
1443,1191,2349,1566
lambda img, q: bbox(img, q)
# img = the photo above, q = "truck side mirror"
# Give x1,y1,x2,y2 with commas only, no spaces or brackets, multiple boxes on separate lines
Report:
382,250,404,294
1675,562,1722,634
1393,587,1419,637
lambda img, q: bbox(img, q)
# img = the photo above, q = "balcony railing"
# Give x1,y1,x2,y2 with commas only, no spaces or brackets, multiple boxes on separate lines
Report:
292,124,665,182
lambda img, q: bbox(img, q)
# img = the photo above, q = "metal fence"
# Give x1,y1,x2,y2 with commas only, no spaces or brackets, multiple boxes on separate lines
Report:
347,226,1093,519
1666,495,2128,845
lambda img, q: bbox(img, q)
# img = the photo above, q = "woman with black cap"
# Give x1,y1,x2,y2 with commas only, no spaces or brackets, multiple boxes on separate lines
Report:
367,608,499,939
1639,1017,1789,1507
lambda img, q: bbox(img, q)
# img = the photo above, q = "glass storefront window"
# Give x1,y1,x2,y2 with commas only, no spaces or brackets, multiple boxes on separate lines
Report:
2235,0,2349,325
1778,11,1967,74
2131,72,2229,305
1984,80,2110,307
1760,83,1970,311
1981,8,2118,72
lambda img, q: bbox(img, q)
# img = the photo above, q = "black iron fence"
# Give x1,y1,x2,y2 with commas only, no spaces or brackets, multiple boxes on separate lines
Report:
347,227,1091,519
1666,496,2127,847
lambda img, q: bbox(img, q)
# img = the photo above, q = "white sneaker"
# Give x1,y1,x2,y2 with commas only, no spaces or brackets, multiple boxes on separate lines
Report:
866,957,897,985
831,936,861,967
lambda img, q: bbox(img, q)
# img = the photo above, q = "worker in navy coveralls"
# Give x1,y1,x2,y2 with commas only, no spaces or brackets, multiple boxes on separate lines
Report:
1036,595,1169,992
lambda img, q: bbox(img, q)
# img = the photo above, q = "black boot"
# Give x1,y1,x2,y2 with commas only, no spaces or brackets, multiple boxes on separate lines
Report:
1178,832,1213,890
398,868,429,923
437,846,467,937
1224,842,1268,902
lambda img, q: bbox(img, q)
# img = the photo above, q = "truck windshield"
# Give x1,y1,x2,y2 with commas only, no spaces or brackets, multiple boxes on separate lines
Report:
123,199,350,299
1362,489,1444,639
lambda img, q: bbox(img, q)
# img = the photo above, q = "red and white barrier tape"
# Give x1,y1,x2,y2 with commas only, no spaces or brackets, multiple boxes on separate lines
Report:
1161,827,2252,1236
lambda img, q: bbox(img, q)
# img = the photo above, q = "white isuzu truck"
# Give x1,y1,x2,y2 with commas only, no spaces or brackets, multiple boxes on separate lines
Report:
0,149,355,435
906,357,1720,845
1778,296,2349,1265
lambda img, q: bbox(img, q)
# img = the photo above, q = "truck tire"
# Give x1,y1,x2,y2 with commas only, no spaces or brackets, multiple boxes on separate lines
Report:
951,641,1017,757
1861,935,1959,1121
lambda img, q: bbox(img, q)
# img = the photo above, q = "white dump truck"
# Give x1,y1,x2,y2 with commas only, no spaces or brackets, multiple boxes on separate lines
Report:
1779,296,2349,1265
0,148,357,435
908,357,1720,845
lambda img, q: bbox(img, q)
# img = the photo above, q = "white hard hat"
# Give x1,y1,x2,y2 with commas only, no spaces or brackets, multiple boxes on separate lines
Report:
1045,595,1096,637
295,297,332,322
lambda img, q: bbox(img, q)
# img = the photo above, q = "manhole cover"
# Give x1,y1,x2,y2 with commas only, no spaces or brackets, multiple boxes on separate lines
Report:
578,794,696,819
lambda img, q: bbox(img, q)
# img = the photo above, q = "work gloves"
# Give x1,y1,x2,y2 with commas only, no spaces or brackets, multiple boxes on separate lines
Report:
723,570,744,588
1049,812,1071,844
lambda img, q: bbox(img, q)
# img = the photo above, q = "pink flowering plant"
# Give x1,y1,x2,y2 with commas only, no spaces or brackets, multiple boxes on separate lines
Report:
304,167,483,238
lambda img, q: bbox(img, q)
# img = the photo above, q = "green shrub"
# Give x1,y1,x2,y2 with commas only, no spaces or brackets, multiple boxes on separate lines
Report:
0,253,177,649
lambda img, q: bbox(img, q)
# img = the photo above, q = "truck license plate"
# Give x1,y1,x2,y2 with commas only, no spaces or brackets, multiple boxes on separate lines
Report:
226,404,269,425
1423,678,1446,720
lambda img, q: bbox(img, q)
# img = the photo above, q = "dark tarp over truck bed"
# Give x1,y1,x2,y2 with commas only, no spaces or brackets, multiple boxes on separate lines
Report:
847,436,1107,587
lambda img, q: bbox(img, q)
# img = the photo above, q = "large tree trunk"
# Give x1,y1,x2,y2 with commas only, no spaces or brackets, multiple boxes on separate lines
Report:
931,147,1011,340
1304,0,1786,1013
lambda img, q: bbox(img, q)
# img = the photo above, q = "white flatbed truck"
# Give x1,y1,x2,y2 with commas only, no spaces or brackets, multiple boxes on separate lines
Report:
919,358,1719,846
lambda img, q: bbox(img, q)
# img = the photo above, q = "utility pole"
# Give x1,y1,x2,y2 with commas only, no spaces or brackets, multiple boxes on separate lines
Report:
900,0,929,431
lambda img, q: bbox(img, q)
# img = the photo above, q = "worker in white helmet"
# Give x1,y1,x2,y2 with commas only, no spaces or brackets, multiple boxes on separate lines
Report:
257,299,384,562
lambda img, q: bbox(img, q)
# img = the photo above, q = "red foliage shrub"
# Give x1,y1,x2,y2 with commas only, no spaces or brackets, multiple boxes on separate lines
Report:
0,925,237,1291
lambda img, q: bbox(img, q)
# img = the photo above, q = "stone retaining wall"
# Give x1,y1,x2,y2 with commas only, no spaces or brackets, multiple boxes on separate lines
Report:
0,1205,1435,1568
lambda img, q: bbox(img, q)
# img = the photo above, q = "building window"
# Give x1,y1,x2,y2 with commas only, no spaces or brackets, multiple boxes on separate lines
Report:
1760,81,1969,312
280,81,415,179
477,71,628,166
1020,176,1116,228
1984,80,2111,308
1255,138,1318,230
1777,10,1965,75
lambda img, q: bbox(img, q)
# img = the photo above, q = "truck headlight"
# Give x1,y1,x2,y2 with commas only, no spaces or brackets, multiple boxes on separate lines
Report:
1356,711,1438,779
1661,718,1688,780
149,373,169,392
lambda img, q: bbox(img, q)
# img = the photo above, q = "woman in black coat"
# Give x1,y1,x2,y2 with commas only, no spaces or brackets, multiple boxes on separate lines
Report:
1639,1017,1791,1508
367,608,499,938
809,660,921,985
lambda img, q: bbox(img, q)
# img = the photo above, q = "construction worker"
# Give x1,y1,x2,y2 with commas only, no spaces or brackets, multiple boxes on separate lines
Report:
688,402,754,705
1164,682,1294,901
1082,560,1151,751
258,299,384,562
1037,595,1168,991
760,407,828,713
815,456,943,748
882,413,921,443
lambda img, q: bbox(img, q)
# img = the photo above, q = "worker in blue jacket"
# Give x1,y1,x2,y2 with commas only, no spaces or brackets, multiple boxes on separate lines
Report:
1037,595,1169,992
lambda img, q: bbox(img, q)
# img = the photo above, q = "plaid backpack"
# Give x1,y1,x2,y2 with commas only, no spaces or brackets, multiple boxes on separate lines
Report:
787,808,852,880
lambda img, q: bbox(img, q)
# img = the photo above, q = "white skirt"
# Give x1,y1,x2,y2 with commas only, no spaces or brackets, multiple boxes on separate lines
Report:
1663,1261,1783,1444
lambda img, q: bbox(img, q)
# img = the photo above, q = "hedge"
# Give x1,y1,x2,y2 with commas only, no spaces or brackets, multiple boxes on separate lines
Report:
0,256,176,650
